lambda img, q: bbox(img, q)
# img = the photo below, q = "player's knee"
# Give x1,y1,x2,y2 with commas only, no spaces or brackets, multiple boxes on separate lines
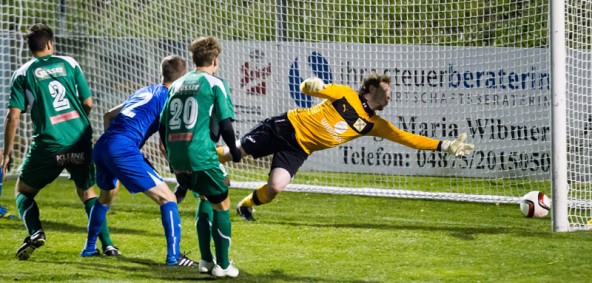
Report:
145,184,176,205
267,184,283,197
16,179,40,198
206,192,229,209
98,189,116,205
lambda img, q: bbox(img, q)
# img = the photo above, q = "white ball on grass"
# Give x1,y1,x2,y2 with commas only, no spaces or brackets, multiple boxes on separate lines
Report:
520,191,551,218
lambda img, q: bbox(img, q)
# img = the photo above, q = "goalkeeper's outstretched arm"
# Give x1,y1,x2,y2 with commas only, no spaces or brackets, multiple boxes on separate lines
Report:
372,119,475,157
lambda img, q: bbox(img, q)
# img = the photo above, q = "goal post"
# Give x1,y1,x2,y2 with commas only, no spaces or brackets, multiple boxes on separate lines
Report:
550,0,569,232
0,0,590,231
556,0,592,231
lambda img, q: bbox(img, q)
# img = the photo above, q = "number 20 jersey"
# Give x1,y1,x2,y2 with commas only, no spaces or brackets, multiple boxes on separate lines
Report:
160,71,235,172
9,55,92,151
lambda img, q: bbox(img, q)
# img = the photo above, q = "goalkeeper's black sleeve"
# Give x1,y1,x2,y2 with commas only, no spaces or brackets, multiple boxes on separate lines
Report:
219,118,242,163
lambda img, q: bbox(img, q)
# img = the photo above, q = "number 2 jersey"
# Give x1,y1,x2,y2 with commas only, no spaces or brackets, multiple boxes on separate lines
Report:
289,83,442,154
9,54,92,152
160,71,235,172
102,84,169,148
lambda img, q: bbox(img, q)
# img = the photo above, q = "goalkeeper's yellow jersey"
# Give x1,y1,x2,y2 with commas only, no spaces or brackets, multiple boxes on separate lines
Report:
287,83,441,155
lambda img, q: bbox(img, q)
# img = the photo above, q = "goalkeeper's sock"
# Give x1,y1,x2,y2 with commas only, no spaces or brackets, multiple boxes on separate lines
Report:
196,198,214,262
83,200,110,253
212,209,231,269
238,184,273,207
16,194,42,235
84,198,115,250
160,201,181,263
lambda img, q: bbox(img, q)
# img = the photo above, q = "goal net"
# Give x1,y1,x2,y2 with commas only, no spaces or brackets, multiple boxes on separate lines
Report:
561,0,592,230
0,0,587,230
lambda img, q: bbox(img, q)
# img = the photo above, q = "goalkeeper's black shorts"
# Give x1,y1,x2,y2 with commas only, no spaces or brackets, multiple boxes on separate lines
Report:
241,113,309,177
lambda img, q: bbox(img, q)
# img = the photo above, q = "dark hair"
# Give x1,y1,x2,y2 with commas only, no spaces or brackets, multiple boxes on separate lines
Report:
26,23,54,53
188,36,221,67
161,55,186,83
358,73,391,95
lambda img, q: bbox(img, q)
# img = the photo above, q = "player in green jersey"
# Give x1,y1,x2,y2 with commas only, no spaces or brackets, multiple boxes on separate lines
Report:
1,23,118,260
160,36,241,278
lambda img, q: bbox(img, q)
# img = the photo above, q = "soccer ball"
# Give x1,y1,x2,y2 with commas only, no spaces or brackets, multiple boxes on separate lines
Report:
519,191,551,218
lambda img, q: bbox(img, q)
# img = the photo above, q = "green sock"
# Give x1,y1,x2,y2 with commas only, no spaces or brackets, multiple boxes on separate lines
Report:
84,198,114,250
196,199,214,262
212,209,231,269
16,194,42,235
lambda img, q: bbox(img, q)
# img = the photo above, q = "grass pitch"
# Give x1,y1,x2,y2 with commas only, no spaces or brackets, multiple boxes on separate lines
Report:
1,178,591,282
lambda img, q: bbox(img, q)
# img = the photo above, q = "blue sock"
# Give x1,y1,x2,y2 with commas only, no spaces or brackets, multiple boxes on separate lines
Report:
161,201,181,265
84,201,110,253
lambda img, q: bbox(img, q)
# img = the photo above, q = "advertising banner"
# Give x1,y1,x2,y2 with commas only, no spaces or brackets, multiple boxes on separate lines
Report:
218,43,551,179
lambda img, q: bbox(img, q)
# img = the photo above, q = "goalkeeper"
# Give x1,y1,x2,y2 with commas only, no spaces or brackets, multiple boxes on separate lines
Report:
215,73,474,221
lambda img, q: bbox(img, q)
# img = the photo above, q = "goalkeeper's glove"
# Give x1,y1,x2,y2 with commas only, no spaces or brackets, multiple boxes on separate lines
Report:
441,133,474,157
300,77,326,93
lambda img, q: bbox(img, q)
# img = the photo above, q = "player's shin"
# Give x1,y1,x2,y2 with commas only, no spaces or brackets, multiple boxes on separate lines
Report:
238,184,271,208
160,201,182,264
84,198,115,250
212,209,231,269
196,199,214,262
16,194,42,235
83,200,110,253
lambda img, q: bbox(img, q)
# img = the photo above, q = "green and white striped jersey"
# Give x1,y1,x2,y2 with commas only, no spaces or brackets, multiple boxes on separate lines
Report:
160,70,235,172
9,54,92,152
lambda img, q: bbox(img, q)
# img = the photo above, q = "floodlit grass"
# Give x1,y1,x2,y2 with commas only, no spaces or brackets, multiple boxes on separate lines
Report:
1,178,591,282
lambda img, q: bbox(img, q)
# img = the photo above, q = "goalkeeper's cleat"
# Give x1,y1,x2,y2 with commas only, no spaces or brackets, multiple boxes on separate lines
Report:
211,262,239,278
0,206,17,219
167,253,196,266
236,204,256,221
0,206,8,217
16,230,46,260
80,248,101,257
103,245,122,256
174,184,188,204
199,259,216,273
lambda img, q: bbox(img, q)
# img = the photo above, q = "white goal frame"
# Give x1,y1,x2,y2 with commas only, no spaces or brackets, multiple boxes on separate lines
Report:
0,0,591,232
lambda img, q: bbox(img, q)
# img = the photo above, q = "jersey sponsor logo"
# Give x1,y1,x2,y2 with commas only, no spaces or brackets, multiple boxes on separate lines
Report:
321,118,343,143
34,64,66,80
178,84,201,91
334,121,348,134
49,110,80,124
353,118,367,132
55,152,87,166
168,132,194,142
332,97,374,134
289,51,333,107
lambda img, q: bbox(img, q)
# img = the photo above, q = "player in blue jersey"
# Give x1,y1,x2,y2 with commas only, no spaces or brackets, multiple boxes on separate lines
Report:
80,55,195,266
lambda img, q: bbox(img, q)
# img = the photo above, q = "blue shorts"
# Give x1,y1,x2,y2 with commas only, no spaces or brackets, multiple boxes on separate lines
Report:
93,135,163,193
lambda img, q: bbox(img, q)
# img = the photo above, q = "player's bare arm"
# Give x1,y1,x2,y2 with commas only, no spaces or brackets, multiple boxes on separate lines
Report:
82,97,93,116
2,107,21,175
103,104,123,131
